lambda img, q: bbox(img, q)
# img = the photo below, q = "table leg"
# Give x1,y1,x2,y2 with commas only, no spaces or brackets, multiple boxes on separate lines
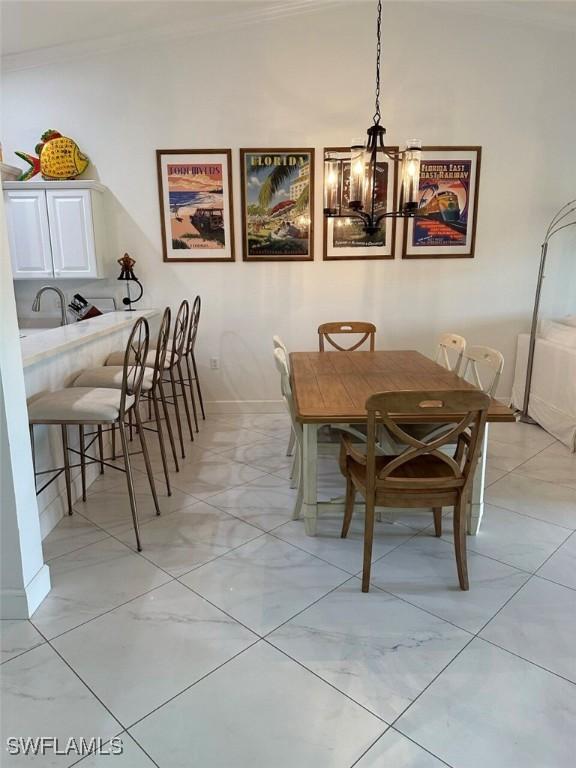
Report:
302,423,319,536
468,423,489,536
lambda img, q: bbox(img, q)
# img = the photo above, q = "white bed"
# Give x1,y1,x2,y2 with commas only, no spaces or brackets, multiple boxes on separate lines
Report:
512,318,576,451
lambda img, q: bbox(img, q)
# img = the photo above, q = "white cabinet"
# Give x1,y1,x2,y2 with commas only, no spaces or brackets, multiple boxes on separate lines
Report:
3,181,107,280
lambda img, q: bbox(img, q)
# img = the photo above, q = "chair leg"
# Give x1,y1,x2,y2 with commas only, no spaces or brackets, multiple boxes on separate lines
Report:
169,368,186,459
61,425,73,515
361,496,376,593
97,426,105,474
192,353,206,420
341,476,356,539
292,475,303,520
287,428,295,457
111,424,116,460
177,360,195,441
185,352,199,433
158,379,179,472
118,421,141,551
454,495,469,591
289,445,299,489
433,507,442,537
79,425,87,502
135,408,161,516
152,387,172,496
128,408,134,442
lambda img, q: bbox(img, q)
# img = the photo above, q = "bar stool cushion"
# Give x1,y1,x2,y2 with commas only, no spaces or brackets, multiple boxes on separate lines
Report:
73,366,154,392
28,388,134,424
105,349,175,369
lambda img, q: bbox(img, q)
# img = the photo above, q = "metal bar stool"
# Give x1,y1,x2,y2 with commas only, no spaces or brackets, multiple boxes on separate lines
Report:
74,307,178,495
28,317,158,551
180,295,205,430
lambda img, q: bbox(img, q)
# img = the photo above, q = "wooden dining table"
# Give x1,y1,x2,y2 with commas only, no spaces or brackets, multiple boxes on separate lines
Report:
290,350,516,537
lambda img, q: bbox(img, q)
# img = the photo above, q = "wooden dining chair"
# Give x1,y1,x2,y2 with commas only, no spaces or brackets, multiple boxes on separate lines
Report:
461,345,504,397
436,333,467,375
339,389,490,592
318,322,376,352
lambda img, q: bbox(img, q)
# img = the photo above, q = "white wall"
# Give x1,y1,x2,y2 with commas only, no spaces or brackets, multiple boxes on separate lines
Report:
3,1,575,406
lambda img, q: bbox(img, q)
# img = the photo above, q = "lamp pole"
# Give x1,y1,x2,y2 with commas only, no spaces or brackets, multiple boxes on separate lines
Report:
520,201,576,423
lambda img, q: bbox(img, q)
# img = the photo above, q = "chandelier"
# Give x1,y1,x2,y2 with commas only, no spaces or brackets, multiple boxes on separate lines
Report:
323,0,423,235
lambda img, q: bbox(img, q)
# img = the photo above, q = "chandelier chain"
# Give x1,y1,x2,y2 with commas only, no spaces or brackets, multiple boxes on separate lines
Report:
373,0,382,125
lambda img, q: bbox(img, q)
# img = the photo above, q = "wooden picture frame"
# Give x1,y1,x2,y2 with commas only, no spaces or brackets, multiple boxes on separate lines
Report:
240,148,314,261
402,146,482,259
323,146,397,261
156,148,235,262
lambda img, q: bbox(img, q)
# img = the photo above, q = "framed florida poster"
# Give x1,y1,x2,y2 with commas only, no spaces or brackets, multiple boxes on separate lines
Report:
156,149,235,262
240,148,314,261
323,146,397,260
402,146,481,259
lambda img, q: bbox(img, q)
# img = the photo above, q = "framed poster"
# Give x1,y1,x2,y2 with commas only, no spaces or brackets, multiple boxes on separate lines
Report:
323,146,397,260
156,149,235,262
240,148,314,261
402,146,481,259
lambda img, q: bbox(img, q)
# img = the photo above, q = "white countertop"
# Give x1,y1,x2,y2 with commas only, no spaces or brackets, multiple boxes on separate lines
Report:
20,309,160,368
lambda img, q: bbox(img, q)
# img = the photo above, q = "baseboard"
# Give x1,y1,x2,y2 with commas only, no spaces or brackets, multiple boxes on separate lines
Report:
0,563,51,619
206,400,285,414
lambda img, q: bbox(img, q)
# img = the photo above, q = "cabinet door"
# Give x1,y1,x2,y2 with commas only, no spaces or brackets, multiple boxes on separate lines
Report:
4,190,54,279
46,189,98,278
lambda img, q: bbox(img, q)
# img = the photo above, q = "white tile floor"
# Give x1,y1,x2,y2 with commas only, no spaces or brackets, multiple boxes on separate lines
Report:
2,413,576,767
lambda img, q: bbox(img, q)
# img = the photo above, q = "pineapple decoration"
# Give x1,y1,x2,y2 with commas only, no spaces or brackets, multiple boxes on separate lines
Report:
16,130,89,181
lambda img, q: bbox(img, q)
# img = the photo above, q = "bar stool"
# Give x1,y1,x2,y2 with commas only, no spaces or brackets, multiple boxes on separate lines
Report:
107,300,194,459
72,307,178,495
182,296,205,425
28,317,158,551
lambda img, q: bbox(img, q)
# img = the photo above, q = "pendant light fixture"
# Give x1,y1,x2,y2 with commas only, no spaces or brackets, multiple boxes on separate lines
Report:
324,0,423,234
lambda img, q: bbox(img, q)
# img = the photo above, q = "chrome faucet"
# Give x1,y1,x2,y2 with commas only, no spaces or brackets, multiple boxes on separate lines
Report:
31,286,69,326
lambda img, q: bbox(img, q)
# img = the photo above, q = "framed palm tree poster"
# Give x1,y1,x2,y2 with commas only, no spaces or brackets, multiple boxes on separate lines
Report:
240,148,314,261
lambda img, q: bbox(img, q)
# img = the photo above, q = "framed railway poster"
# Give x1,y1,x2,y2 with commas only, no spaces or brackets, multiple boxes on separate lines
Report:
323,146,397,260
156,149,235,262
402,146,481,259
240,148,314,261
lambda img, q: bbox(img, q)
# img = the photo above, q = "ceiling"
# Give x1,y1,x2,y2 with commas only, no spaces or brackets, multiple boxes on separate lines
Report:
2,0,575,59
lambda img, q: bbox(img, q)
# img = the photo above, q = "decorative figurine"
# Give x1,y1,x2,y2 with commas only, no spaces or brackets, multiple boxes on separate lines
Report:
117,254,144,311
16,130,89,181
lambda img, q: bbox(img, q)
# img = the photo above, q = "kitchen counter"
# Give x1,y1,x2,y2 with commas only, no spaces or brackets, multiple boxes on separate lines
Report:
20,309,159,368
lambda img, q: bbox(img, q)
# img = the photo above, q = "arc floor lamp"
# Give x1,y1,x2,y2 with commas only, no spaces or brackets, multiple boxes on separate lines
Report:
520,200,576,423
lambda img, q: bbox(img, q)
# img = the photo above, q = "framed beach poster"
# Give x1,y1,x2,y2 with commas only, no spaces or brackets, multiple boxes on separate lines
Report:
323,146,397,260
156,149,235,262
402,146,481,259
240,148,314,261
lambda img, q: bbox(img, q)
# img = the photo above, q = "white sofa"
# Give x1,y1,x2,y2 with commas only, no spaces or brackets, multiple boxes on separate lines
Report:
512,318,576,451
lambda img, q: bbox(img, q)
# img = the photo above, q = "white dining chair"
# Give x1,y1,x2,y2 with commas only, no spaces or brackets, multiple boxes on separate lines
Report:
273,347,303,519
436,333,466,374
272,335,296,459
461,345,504,397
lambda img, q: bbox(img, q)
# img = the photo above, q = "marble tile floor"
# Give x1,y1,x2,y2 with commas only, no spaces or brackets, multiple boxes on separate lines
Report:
2,415,575,767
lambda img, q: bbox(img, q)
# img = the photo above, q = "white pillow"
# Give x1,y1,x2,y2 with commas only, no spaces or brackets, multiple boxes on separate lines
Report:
540,319,576,348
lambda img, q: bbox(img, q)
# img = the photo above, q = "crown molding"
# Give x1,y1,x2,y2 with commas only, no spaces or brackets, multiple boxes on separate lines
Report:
2,0,348,73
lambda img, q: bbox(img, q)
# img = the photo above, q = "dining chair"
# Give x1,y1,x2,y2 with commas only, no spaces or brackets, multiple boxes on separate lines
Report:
436,333,466,374
273,346,303,519
339,389,490,592
318,322,376,352
29,317,159,551
75,307,178,493
272,335,296,459
461,345,504,397
181,295,205,430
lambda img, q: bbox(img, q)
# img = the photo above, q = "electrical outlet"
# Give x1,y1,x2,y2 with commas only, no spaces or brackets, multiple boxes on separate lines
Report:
210,357,219,370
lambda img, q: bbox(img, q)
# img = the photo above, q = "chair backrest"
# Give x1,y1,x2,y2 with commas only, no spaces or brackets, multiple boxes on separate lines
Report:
436,333,466,374
152,307,171,385
186,296,201,355
273,347,300,435
272,335,290,373
364,389,490,495
461,345,504,397
170,299,190,364
318,322,376,352
121,317,150,414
